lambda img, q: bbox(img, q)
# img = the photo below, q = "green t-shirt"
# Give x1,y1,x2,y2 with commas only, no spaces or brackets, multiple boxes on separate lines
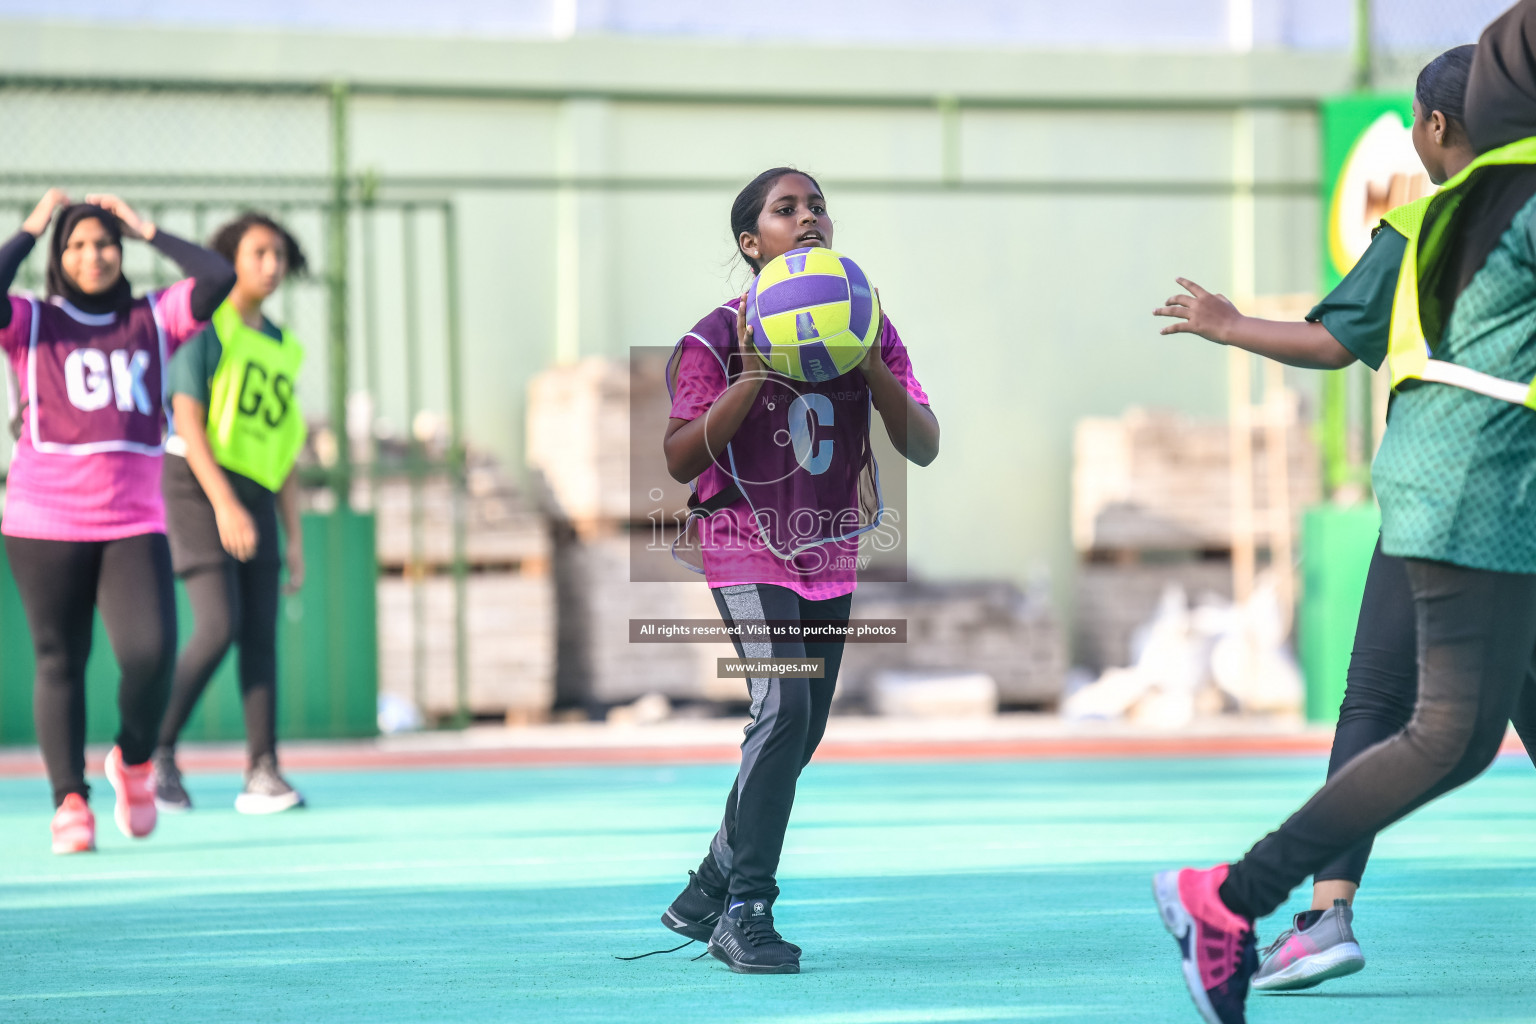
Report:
167,316,284,408
1306,224,1408,371
1374,192,1536,573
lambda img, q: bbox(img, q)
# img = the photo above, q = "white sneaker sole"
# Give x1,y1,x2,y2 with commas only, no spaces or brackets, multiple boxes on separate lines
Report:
1153,870,1224,1024
1253,943,1365,992
235,791,304,815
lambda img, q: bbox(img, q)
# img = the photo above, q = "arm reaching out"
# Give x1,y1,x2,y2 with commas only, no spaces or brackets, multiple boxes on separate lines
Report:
1154,277,1357,371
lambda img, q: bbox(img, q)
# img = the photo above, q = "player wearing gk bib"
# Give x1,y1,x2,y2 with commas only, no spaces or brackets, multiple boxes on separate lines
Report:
153,213,309,816
1152,6,1536,1021
1155,46,1536,997
657,168,939,974
0,191,235,854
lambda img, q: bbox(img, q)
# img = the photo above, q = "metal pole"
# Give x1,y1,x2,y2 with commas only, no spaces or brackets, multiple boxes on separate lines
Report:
402,205,427,719
149,203,171,288
937,95,961,186
277,202,296,330
1353,0,1373,92
1321,372,1347,499
1229,108,1258,605
360,172,381,449
443,203,470,726
328,80,353,510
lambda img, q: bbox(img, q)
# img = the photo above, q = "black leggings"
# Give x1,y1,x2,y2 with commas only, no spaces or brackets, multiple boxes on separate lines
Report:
1314,538,1536,886
1223,558,1536,920
5,533,177,808
157,558,281,761
695,583,853,902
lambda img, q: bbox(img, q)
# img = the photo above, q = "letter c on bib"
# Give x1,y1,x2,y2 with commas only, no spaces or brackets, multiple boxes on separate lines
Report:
788,393,834,476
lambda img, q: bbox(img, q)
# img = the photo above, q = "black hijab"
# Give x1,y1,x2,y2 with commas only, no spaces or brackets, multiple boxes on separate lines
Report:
46,204,133,316
1465,0,1536,153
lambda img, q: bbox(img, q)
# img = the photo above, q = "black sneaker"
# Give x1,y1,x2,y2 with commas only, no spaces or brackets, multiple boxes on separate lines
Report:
235,753,305,815
152,747,192,813
662,870,728,942
708,896,800,974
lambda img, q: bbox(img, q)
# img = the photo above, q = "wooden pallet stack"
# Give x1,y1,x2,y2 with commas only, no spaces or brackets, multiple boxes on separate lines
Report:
528,353,1069,711
525,354,693,529
551,528,743,706
837,581,1065,709
527,353,731,708
367,465,556,722
1071,406,1319,671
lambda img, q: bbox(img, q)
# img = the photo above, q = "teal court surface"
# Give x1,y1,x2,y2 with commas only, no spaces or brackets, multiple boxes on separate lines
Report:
3,753,1535,1023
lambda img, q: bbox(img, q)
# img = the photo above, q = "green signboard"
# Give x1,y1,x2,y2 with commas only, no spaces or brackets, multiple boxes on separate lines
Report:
1319,92,1418,293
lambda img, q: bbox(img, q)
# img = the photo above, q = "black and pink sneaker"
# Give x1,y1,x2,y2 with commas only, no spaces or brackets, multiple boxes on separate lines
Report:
1153,865,1257,1024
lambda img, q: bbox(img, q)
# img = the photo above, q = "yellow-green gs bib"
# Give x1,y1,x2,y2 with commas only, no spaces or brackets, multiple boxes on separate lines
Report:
206,301,306,492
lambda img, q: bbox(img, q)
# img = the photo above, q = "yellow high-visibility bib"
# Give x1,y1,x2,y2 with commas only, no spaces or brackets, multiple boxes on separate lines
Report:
1385,137,1536,408
205,301,306,491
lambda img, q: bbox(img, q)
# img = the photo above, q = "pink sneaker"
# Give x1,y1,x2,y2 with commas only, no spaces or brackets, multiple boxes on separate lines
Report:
1153,865,1257,1024
50,793,96,854
104,746,157,839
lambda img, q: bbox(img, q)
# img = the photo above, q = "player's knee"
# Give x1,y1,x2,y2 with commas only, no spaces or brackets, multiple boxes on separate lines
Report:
118,641,172,690
775,680,814,733
1337,669,1415,729
190,614,235,663
33,647,86,688
1407,703,1481,773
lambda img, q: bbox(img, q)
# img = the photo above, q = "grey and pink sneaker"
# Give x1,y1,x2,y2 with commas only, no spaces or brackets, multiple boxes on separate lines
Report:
1251,899,1364,991
1153,865,1256,1024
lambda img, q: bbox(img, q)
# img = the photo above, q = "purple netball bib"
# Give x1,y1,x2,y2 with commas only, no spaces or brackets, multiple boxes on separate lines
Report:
26,297,167,455
675,321,883,559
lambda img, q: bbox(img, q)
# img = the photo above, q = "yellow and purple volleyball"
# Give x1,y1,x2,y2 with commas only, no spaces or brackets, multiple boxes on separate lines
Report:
745,247,880,382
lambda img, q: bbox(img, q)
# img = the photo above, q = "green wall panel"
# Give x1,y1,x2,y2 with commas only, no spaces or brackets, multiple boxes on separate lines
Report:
0,511,377,747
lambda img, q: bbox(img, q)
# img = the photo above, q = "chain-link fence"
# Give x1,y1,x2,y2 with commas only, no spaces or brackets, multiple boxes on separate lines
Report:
0,70,1335,721
1361,0,1512,86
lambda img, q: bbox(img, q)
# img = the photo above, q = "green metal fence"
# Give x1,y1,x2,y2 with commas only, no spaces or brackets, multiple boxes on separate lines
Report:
0,69,1339,729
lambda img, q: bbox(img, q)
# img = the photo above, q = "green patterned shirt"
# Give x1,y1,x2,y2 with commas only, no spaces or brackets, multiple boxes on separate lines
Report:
1374,192,1536,573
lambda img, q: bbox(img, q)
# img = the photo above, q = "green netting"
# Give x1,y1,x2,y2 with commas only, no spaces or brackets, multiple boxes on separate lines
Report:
2,755,1534,1022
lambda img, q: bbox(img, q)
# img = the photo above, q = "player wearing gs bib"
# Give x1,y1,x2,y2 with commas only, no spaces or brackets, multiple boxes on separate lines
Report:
0,190,235,854
657,168,939,974
154,213,309,817
1155,46,1536,999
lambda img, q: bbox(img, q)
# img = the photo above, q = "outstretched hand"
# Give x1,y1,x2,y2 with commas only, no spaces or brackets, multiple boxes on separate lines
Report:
1153,277,1242,344
84,193,157,242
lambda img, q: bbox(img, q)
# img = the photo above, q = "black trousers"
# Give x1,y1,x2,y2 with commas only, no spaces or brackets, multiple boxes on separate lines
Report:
1223,558,1536,921
5,533,177,808
156,560,281,761
158,453,282,761
695,583,853,902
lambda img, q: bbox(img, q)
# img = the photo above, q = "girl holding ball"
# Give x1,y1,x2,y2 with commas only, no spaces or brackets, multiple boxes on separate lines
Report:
656,167,939,973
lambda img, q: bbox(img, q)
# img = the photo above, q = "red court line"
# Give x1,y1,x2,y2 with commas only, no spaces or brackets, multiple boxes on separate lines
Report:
0,733,1525,777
